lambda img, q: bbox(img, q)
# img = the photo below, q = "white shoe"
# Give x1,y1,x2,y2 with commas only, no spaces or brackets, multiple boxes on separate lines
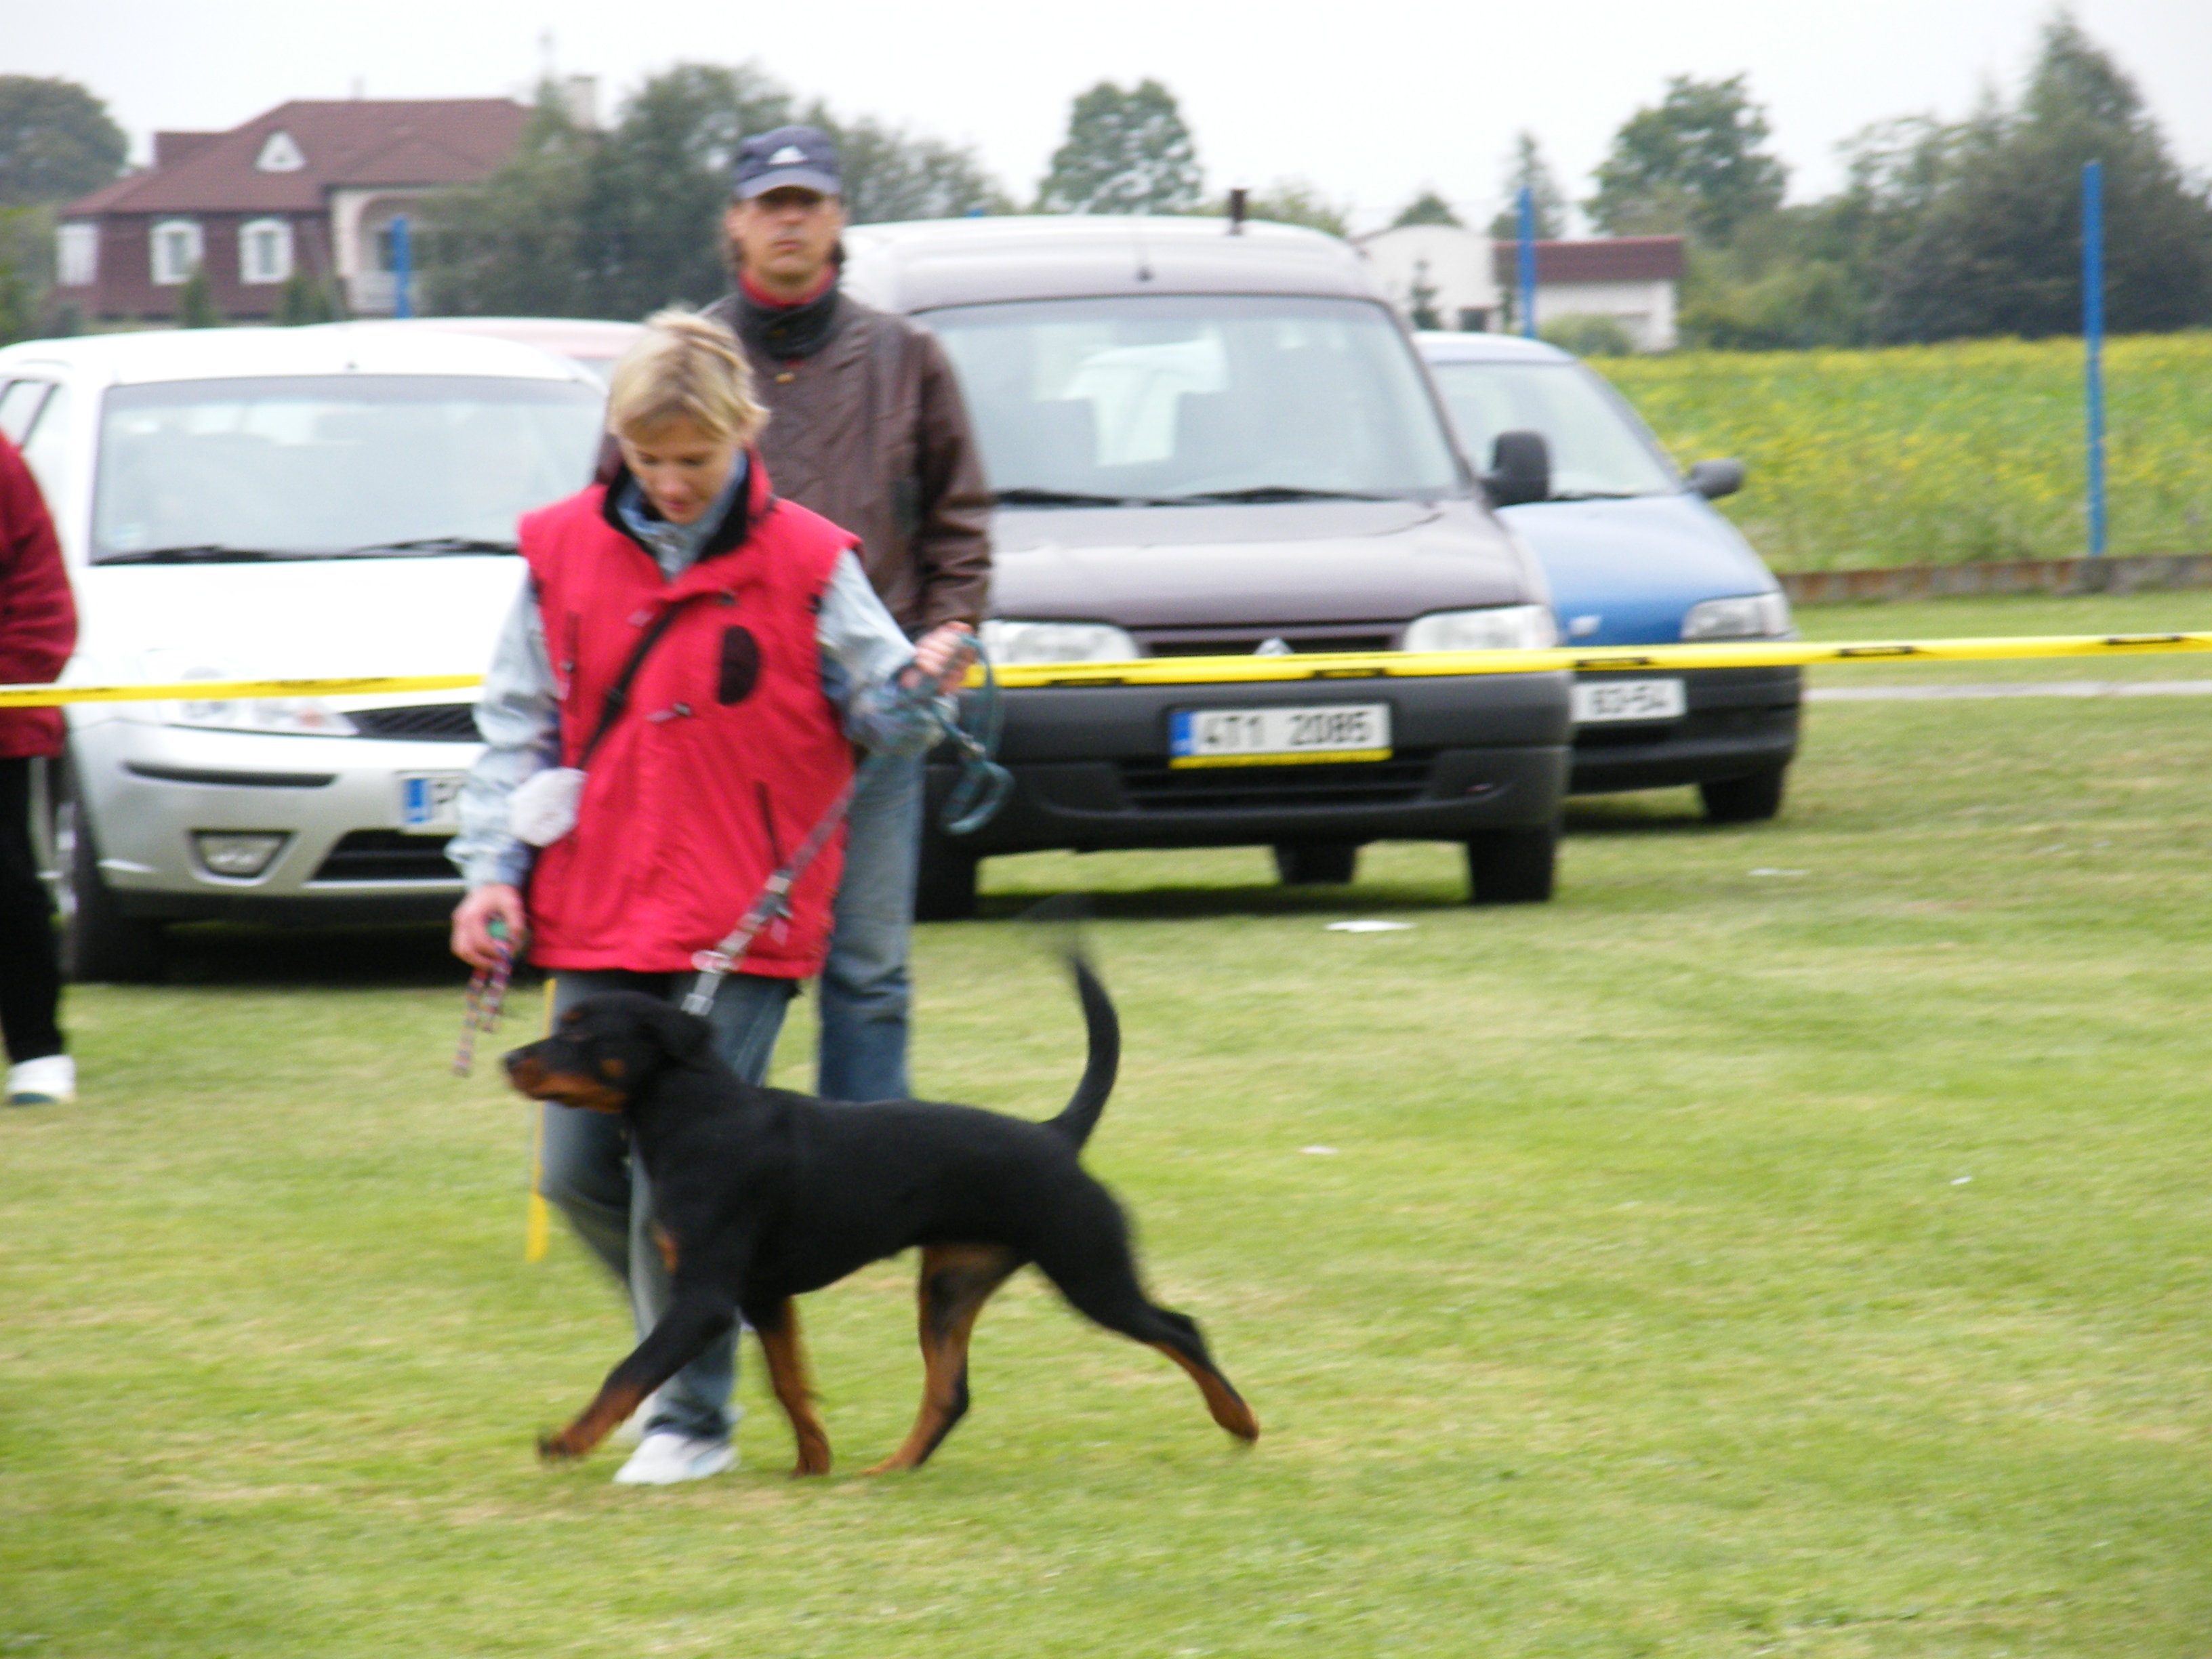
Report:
6,1054,75,1107
612,1431,735,1486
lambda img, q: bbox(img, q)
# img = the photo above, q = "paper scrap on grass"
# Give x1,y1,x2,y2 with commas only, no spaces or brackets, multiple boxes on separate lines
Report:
1749,868,1808,878
1302,1146,1340,1155
1326,920,1413,933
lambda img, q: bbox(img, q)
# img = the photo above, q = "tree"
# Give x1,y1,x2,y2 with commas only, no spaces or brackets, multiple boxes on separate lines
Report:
1406,259,1443,330
274,267,340,325
176,263,222,328
1873,15,2212,340
1586,73,1787,243
0,76,127,207
422,64,1011,319
1391,189,1460,228
1038,81,1201,214
1486,133,1566,240
420,87,599,316
811,108,1008,225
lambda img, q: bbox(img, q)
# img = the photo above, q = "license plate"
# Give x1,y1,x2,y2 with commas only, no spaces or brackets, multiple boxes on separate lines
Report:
398,772,466,834
1572,678,1686,724
1169,702,1391,768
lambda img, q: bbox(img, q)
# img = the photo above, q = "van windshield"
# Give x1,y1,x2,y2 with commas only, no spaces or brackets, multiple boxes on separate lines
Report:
925,295,1462,505
91,375,604,563
1427,360,1678,499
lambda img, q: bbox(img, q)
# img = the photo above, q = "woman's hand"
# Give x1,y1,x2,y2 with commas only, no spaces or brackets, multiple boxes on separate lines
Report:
452,884,527,970
911,621,977,695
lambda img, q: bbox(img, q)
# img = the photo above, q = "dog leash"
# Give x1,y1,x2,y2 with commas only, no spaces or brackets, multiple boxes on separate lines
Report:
678,636,1012,1017
453,922,514,1077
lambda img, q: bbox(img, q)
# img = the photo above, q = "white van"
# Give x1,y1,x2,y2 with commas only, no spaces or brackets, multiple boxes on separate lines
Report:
0,325,604,980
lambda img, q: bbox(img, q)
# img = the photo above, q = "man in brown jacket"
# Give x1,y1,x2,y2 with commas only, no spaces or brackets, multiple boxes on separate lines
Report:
703,125,992,1103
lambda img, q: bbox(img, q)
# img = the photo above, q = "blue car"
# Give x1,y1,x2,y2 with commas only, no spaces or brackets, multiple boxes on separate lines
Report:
1417,331,1800,822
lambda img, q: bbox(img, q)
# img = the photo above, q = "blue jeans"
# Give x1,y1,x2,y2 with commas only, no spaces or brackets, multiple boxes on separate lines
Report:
536,967,795,1443
817,751,922,1103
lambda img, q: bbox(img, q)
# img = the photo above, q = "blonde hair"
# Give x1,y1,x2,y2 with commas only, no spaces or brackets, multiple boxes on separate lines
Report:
605,309,767,447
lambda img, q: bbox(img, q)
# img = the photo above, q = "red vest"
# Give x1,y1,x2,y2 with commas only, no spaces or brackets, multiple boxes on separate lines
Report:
520,462,855,978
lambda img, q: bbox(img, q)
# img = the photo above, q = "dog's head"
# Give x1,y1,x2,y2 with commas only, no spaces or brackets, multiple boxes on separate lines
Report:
502,991,713,1113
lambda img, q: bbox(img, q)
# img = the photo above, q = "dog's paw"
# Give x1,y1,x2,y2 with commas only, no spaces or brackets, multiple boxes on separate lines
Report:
537,1429,584,1463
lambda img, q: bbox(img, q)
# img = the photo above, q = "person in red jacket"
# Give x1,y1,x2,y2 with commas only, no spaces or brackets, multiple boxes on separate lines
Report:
0,434,79,1107
448,311,970,1484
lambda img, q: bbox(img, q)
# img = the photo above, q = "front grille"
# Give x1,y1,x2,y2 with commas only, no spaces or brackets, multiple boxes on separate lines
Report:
350,704,480,742
1136,628,1397,658
1117,753,1434,812
310,831,457,883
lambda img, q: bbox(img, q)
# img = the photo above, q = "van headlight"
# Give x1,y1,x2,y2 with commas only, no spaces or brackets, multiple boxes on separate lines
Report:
979,620,1141,664
1401,605,1559,653
1680,592,1793,640
148,657,359,736
171,697,361,737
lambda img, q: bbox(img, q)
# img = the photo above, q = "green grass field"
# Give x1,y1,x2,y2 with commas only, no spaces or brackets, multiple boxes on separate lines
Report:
1598,333,2212,571
6,594,2211,1656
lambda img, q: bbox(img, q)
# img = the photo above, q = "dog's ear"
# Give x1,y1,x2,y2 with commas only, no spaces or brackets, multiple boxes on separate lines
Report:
635,999,713,1063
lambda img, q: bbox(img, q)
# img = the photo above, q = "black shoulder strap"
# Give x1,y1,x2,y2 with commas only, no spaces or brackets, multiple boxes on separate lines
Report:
575,594,703,769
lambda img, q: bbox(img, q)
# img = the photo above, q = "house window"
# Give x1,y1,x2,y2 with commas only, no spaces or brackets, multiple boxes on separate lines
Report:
239,218,293,285
150,220,204,285
255,130,306,173
57,223,98,287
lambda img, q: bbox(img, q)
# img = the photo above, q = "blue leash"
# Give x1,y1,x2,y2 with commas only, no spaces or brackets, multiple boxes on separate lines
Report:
932,640,1012,837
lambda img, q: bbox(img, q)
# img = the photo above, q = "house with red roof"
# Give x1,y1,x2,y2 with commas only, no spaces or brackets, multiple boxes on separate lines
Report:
1356,226,1686,350
56,99,530,321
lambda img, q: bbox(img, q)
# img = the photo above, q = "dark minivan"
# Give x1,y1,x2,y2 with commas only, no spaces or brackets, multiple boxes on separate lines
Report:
840,217,1572,918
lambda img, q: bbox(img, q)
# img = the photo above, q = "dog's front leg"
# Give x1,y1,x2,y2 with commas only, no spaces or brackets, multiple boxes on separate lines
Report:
538,1286,739,1463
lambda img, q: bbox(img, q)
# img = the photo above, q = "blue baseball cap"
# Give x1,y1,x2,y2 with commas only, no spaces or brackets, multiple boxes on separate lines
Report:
733,126,842,199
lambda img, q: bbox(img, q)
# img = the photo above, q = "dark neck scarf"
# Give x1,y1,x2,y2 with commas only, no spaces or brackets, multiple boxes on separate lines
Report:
735,271,843,363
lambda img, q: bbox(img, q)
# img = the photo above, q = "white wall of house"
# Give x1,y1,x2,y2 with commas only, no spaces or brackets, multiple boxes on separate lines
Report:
329,186,434,313
1534,278,1677,352
1355,226,1501,332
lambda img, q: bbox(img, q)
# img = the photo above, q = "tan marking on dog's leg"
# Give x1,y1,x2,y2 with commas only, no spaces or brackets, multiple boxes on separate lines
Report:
756,1300,832,1477
538,1380,651,1463
651,1223,678,1275
1152,1343,1261,1442
865,1244,1021,1474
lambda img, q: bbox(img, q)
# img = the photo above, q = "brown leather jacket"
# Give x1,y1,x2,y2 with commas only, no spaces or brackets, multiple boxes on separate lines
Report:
700,290,991,636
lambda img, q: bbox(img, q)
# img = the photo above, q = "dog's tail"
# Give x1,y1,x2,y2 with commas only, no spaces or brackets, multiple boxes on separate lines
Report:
1046,947,1120,1151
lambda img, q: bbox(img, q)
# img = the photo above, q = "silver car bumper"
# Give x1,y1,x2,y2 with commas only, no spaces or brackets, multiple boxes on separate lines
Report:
69,712,479,924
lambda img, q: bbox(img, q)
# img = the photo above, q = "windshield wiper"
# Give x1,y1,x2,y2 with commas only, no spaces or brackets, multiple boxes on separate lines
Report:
1549,489,1647,501
1149,486,1393,505
336,536,520,556
97,545,290,565
991,487,1131,508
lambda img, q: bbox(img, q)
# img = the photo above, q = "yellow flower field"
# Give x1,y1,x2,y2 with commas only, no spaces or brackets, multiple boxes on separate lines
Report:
1597,332,2212,570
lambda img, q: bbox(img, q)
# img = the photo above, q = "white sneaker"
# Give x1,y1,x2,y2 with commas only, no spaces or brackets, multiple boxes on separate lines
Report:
612,1431,736,1486
6,1054,75,1107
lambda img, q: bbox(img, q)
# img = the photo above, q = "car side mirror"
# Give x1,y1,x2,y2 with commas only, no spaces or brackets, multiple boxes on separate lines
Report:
1688,458,1745,500
1483,430,1551,508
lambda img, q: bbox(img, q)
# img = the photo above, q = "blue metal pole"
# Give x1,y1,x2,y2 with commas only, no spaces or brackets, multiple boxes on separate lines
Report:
2082,161,2105,558
1517,185,1538,340
391,214,413,320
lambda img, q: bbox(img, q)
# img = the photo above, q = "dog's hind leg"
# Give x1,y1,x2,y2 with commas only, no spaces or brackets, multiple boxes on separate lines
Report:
750,1298,833,1477
865,1244,1023,1474
1033,1204,1260,1445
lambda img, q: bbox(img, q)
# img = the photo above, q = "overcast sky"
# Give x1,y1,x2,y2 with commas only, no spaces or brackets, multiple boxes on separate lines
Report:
12,0,2209,232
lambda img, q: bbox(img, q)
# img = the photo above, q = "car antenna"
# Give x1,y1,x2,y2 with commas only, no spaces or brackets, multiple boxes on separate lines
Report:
1228,187,1247,236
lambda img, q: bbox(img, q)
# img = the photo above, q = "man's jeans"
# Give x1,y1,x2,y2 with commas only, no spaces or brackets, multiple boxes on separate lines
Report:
818,750,922,1102
536,968,794,1444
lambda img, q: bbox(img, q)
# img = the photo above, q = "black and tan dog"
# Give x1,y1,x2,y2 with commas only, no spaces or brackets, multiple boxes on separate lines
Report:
503,952,1258,1475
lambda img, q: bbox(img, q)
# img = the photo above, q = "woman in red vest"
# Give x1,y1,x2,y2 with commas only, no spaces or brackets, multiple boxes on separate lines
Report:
449,310,970,1485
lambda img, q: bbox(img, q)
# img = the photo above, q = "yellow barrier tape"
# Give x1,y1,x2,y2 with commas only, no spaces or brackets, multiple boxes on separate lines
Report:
0,672,483,709
4,634,2212,707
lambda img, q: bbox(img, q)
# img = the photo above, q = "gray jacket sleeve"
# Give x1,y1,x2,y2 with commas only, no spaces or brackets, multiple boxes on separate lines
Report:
446,572,558,890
